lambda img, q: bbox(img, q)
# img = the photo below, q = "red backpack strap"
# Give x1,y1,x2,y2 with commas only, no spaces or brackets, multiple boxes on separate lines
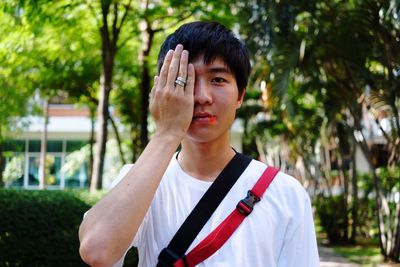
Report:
174,166,280,267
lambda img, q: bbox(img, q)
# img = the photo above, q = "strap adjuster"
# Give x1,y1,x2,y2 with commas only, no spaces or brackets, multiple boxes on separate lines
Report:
158,248,180,266
236,190,260,216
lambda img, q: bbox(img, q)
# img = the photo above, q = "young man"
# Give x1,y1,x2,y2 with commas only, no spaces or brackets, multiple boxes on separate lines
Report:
79,21,319,267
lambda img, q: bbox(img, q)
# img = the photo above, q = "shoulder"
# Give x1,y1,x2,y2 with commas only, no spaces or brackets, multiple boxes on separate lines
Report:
110,155,178,189
246,159,310,203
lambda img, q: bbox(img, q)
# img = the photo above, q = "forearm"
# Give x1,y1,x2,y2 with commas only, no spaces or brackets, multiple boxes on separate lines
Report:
79,43,194,266
79,133,181,266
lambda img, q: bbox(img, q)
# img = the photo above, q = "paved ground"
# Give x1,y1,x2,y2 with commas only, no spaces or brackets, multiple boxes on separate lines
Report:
319,245,361,267
319,244,400,267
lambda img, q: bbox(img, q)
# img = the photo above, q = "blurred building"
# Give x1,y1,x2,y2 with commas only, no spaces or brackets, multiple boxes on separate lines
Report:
2,104,92,189
2,104,244,190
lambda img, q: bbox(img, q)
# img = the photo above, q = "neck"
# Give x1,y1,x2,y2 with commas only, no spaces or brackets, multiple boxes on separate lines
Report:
178,138,235,182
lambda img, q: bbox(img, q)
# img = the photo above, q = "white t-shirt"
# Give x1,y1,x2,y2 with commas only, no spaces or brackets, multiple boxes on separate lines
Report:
113,155,319,267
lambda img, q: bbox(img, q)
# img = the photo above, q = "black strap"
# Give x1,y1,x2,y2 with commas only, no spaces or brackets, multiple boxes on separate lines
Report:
157,152,252,266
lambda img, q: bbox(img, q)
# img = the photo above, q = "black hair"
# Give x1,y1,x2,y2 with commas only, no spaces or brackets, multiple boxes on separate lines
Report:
157,21,251,95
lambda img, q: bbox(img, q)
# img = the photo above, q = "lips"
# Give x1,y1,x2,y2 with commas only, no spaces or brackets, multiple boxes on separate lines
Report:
192,112,217,124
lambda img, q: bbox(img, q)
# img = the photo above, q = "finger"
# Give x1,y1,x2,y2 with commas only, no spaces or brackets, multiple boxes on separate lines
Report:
166,44,184,89
174,50,189,94
184,63,195,97
158,50,173,89
150,76,158,99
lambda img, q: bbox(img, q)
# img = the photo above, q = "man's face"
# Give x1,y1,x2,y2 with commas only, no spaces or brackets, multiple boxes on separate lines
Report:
184,55,244,144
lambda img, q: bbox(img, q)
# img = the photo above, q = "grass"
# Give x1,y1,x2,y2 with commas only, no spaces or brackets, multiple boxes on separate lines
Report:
332,244,383,266
317,227,398,267
314,216,391,266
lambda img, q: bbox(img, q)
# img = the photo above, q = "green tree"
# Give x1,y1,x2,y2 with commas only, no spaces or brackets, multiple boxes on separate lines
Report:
239,0,399,261
86,0,137,192
1,0,100,188
0,3,39,186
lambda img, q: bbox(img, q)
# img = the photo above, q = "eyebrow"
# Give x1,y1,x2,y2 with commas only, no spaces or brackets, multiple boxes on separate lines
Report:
207,67,232,74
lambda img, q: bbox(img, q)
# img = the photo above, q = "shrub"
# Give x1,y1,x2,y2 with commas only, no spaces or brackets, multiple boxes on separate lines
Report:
0,189,90,267
315,194,349,244
315,192,379,245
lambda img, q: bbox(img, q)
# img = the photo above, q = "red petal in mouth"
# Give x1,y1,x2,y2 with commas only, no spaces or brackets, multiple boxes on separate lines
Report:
192,113,217,124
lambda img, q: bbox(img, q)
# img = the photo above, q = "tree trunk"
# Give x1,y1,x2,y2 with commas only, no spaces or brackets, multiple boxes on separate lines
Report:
39,98,49,190
91,70,112,192
337,150,349,242
388,101,400,167
0,126,4,188
349,107,390,257
320,144,333,198
356,130,388,257
255,137,267,163
90,1,118,192
242,119,249,155
130,125,139,162
382,29,400,170
109,113,126,165
139,24,155,150
91,43,114,192
389,199,400,262
88,106,95,187
350,139,358,243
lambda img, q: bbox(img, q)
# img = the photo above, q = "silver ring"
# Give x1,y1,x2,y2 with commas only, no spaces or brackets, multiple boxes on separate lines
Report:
174,76,187,87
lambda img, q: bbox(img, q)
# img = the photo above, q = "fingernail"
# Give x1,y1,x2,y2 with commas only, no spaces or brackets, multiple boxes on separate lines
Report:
181,51,188,59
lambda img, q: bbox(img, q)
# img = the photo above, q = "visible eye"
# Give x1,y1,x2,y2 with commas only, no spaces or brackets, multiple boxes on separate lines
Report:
211,77,227,84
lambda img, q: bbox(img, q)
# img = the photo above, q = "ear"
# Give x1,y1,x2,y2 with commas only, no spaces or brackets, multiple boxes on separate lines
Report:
236,88,246,109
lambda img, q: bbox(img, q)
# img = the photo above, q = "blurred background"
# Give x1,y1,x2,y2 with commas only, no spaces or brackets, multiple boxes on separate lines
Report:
0,0,399,266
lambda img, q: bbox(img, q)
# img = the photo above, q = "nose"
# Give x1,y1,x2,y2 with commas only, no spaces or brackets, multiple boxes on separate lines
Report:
194,79,213,105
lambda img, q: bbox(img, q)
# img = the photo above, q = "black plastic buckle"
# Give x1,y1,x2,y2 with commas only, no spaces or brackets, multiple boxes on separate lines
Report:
157,248,180,267
236,190,260,216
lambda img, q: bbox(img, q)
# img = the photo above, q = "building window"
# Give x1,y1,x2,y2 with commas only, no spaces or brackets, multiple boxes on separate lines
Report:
28,140,41,153
28,156,40,186
48,140,63,153
66,140,87,152
2,139,89,189
65,162,89,188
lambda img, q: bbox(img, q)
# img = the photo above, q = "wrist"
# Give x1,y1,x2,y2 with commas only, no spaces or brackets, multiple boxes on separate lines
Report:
151,131,184,147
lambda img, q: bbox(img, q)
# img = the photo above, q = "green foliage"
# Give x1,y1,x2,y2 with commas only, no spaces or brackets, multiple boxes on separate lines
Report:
0,189,140,266
240,0,400,161
356,166,400,238
315,191,378,245
0,190,90,267
315,194,350,244
332,245,382,266
315,167,399,247
62,145,91,178
2,156,24,186
375,166,400,194
66,189,106,206
0,0,100,144
0,3,38,139
239,1,400,260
